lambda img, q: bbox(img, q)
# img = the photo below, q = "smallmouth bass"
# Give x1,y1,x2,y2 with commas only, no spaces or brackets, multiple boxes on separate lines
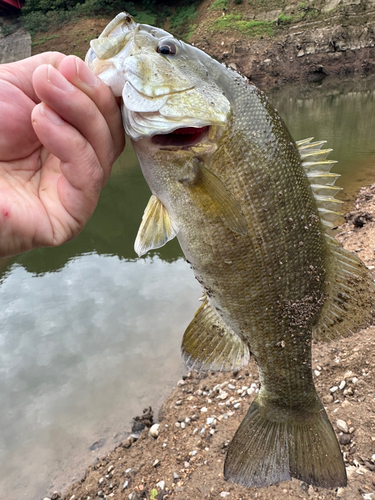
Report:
86,13,375,489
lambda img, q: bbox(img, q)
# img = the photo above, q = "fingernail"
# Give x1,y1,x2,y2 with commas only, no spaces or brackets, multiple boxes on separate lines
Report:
47,64,75,92
40,102,64,125
76,58,99,87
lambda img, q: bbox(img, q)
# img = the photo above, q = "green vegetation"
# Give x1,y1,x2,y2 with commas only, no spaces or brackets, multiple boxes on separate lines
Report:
31,33,60,45
168,3,199,39
21,0,198,40
278,12,292,24
212,14,274,37
210,0,228,11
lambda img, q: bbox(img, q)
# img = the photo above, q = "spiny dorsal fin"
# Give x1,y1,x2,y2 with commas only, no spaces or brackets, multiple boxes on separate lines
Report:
313,234,375,341
181,299,250,372
298,137,343,227
134,195,179,257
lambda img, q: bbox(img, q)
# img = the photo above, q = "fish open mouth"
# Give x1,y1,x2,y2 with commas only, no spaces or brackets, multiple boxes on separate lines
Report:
152,126,210,147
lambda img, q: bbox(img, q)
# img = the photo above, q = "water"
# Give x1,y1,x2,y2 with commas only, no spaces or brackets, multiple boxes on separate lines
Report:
1,78,375,500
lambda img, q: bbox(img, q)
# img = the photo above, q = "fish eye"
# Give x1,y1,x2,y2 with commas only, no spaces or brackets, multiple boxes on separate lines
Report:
156,39,178,56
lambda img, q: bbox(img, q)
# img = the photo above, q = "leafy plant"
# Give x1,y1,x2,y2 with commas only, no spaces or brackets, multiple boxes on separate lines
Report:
209,0,228,11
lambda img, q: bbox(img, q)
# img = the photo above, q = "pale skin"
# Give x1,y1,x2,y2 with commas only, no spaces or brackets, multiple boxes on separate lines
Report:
0,51,125,258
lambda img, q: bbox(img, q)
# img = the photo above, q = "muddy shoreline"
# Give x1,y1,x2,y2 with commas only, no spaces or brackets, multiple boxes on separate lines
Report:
51,185,375,500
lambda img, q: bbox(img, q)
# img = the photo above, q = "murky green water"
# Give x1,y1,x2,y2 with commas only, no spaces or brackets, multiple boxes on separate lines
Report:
1,78,375,500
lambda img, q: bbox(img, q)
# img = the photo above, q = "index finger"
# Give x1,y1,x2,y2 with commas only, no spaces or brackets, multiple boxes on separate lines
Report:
58,56,125,161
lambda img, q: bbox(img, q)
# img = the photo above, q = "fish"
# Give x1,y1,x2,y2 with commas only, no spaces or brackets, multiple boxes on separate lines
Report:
86,13,375,489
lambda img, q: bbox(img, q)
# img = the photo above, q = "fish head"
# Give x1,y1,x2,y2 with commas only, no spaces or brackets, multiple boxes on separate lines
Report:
85,12,231,144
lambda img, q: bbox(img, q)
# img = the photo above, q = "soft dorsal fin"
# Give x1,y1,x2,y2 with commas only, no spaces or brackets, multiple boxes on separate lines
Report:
181,299,250,372
313,234,375,340
297,138,375,340
134,195,179,257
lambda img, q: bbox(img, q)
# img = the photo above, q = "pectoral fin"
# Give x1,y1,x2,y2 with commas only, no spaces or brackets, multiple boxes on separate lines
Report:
179,161,247,236
134,195,179,257
182,299,250,372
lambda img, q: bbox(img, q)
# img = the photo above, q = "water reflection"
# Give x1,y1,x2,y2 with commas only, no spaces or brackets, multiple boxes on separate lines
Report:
0,78,375,500
269,76,375,209
0,254,200,499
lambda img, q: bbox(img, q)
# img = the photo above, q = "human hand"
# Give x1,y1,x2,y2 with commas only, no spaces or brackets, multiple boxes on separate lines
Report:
0,52,125,257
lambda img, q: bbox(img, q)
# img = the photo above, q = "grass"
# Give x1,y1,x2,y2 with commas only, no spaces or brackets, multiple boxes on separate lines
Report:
31,34,60,45
212,14,274,37
210,0,228,11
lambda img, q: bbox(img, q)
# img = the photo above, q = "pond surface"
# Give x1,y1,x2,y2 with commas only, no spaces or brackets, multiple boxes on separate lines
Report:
1,77,375,500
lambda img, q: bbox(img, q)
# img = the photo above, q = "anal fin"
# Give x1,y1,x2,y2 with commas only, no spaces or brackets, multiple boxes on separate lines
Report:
181,300,250,372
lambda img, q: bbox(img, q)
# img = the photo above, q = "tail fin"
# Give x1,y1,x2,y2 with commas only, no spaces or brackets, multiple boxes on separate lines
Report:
224,399,347,489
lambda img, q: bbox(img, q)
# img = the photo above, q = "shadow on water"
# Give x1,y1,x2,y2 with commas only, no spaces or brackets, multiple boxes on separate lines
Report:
0,77,375,500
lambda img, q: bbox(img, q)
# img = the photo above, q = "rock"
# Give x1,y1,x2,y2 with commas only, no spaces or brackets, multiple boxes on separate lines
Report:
173,472,180,480
131,406,153,433
149,423,160,438
336,419,349,433
339,380,346,390
123,480,129,489
152,459,160,467
89,438,106,451
330,386,338,393
107,465,114,473
314,369,321,376
323,394,334,404
339,433,351,445
177,379,186,386
156,480,165,490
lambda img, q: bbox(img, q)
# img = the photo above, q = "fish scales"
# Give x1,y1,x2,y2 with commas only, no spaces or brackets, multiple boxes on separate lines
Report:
86,12,375,490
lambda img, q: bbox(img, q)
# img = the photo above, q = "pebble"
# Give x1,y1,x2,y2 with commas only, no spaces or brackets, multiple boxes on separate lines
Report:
330,386,338,393
177,379,186,386
339,380,346,390
201,407,208,413
233,403,241,409
123,480,129,489
173,472,180,480
98,478,104,484
218,391,228,400
339,434,351,445
107,465,114,473
152,459,160,467
156,480,165,490
247,387,255,395
352,377,358,384
228,384,236,390
336,420,349,433
220,493,230,498
191,450,197,456
314,370,321,376
185,417,191,424
181,422,186,429
149,423,160,438
125,468,132,473
206,417,215,425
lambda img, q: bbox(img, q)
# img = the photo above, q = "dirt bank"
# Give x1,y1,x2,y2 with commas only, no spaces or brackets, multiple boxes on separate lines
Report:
54,186,375,500
28,1,375,89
